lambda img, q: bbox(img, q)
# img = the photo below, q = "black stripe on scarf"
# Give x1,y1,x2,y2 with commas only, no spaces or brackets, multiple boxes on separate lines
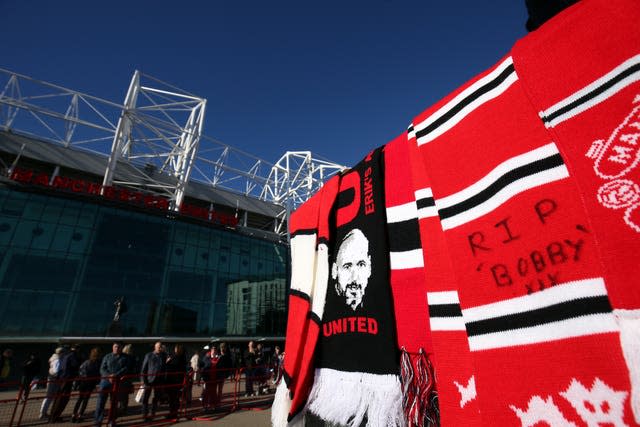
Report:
388,219,422,253
542,62,640,124
428,303,463,318
466,295,612,336
416,196,435,210
438,153,564,219
415,63,515,140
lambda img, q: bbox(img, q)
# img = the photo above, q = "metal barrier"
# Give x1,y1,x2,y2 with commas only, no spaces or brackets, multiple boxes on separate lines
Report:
0,365,277,426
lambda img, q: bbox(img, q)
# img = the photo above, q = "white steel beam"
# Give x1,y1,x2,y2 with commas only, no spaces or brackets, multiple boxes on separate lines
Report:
0,68,343,226
102,70,140,192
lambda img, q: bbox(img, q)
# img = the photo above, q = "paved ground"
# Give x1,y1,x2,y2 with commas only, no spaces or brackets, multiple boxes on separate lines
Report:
1,382,273,427
179,407,271,426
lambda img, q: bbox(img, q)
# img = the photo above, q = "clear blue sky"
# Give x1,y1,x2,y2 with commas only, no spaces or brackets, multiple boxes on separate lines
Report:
1,0,527,168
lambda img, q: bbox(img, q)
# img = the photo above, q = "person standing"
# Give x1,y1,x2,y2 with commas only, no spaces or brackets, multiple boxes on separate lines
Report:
243,341,258,397
271,345,284,385
40,347,64,419
255,343,269,394
19,352,40,400
200,346,219,410
94,342,128,427
0,348,14,390
50,344,82,422
215,343,233,407
117,344,136,416
189,350,201,384
165,344,187,420
140,341,166,421
71,347,101,423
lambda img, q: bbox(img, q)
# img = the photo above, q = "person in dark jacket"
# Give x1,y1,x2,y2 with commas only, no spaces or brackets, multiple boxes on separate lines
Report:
215,342,233,406
50,344,82,422
20,353,40,400
243,341,258,397
117,344,136,416
71,347,101,423
164,344,187,419
140,341,166,421
94,342,129,427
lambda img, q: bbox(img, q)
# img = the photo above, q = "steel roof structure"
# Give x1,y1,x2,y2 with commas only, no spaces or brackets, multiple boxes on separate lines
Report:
0,68,345,235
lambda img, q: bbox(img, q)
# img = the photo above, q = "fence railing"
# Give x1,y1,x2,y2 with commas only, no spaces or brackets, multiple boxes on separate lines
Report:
0,364,280,426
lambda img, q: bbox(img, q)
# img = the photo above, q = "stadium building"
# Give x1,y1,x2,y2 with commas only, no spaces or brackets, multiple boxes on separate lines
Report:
0,69,342,351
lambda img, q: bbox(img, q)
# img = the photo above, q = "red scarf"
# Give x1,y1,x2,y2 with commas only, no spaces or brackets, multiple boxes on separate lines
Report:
273,0,640,425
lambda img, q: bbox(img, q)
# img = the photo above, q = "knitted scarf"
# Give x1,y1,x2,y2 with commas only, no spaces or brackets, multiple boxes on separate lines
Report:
306,146,404,427
272,141,440,427
408,0,640,424
274,0,640,425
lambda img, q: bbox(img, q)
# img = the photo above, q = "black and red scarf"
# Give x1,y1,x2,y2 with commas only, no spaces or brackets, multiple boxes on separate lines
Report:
273,139,438,427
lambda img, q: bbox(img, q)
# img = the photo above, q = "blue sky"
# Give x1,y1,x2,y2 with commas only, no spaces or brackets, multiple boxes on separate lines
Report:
1,0,527,168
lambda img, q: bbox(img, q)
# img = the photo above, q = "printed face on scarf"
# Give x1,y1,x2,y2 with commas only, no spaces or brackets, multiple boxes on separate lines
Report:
332,229,372,311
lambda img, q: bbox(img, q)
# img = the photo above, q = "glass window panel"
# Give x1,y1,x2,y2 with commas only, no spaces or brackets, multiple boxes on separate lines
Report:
1,290,68,335
250,258,259,276
209,234,220,251
0,217,17,246
157,300,199,335
170,246,183,266
29,222,55,250
195,248,209,269
77,204,97,227
69,291,124,336
229,253,239,274
206,249,218,270
39,199,64,223
2,253,77,291
0,292,27,334
22,199,45,220
117,299,156,336
42,293,69,334
219,237,231,252
12,219,38,248
1,192,27,216
182,245,197,268
217,252,229,273
263,260,275,276
212,300,227,335
173,225,187,243
49,225,73,252
186,229,199,246
68,228,89,254
200,230,212,248
59,204,81,225
166,271,212,301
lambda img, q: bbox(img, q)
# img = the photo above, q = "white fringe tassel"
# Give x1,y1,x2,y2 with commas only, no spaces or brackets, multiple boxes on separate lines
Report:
614,309,640,423
306,368,405,427
271,381,293,427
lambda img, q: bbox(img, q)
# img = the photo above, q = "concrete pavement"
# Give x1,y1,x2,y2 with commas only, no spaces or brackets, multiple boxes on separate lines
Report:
0,383,273,427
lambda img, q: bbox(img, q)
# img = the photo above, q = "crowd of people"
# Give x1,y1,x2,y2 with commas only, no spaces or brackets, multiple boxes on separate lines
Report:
0,341,284,426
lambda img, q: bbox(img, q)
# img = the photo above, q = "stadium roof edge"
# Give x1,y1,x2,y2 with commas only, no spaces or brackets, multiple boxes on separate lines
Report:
0,129,285,219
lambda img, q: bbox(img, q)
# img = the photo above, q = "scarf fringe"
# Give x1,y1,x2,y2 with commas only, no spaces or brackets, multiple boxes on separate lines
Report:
271,381,293,427
306,368,405,427
614,309,640,423
400,348,440,427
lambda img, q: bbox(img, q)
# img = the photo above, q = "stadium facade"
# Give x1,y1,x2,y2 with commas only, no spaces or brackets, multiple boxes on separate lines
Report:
0,129,288,343
0,69,343,348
